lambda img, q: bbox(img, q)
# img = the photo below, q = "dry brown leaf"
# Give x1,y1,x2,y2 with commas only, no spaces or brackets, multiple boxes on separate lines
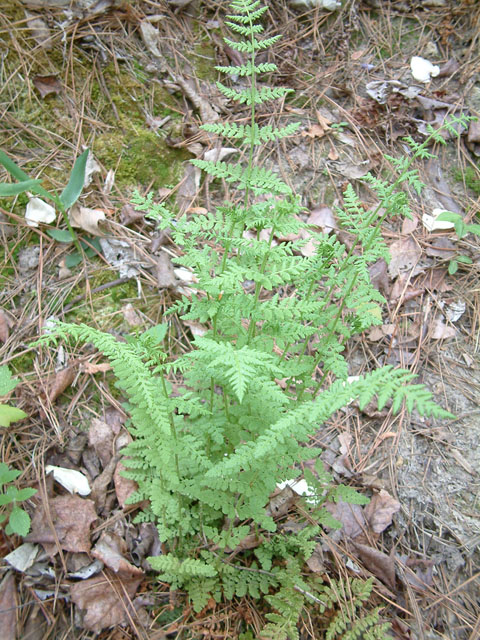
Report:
338,432,352,457
431,317,456,339
33,75,61,98
332,160,370,180
176,163,200,215
364,489,400,534
27,494,97,555
307,205,337,233
0,572,17,640
82,361,111,374
302,123,328,139
70,571,142,633
425,237,456,259
91,454,119,510
122,303,143,327
306,543,326,573
351,540,396,589
48,365,76,403
325,500,366,539
368,258,390,294
139,20,162,59
120,204,144,226
266,486,296,518
183,320,207,337
299,234,319,257
328,147,339,161
92,531,144,576
156,252,177,288
351,49,366,61
426,159,463,215
0,309,10,343
69,205,106,236
401,216,418,234
113,459,138,508
388,237,422,278
368,323,396,342
88,418,117,468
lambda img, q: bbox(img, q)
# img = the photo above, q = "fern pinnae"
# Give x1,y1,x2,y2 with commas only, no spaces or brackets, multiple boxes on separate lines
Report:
37,2,463,637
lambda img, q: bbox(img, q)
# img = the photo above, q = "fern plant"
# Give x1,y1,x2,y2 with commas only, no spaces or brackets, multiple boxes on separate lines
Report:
39,1,468,637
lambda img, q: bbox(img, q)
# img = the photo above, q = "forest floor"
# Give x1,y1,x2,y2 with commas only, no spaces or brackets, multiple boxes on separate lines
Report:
0,0,479,638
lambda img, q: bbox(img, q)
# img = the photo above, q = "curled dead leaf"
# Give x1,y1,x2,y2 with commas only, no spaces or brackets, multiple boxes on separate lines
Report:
69,205,106,236
364,489,400,534
48,365,76,403
33,75,61,98
92,531,143,577
350,540,396,589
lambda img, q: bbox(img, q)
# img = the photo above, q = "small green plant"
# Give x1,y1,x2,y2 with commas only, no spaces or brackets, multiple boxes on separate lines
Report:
0,365,27,428
0,463,37,537
39,1,467,637
0,366,36,537
435,210,480,274
0,147,89,256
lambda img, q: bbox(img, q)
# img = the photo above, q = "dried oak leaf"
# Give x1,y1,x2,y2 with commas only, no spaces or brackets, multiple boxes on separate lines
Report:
325,500,366,539
88,417,117,468
0,572,17,640
27,494,97,555
69,205,106,236
113,459,138,508
388,237,422,278
364,489,400,534
92,531,144,577
350,540,396,589
47,365,76,403
70,571,142,633
33,75,61,98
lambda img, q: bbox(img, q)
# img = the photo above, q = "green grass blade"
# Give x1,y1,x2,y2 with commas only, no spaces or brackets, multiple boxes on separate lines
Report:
0,150,30,181
0,179,43,196
59,149,89,210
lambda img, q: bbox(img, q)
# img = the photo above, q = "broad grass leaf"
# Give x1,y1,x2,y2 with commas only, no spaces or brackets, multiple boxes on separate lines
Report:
59,149,89,209
47,228,75,243
0,179,42,196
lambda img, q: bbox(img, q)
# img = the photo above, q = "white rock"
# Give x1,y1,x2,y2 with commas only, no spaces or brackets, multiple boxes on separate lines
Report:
410,56,440,83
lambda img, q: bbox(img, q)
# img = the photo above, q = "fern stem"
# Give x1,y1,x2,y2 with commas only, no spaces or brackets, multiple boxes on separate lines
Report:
248,226,275,341
160,374,182,485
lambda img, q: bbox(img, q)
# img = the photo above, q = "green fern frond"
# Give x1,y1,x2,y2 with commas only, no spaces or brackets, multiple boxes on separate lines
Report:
201,121,300,144
223,34,282,54
216,81,291,105
191,158,291,194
